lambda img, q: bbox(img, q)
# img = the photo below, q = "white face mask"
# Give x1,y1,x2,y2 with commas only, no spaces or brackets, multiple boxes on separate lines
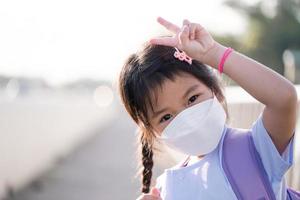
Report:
157,95,226,156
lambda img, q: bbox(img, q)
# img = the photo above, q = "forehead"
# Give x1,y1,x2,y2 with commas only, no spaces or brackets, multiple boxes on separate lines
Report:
147,72,207,113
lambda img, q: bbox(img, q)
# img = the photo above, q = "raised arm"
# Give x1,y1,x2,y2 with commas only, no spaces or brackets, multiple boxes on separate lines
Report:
150,17,298,155
206,42,298,155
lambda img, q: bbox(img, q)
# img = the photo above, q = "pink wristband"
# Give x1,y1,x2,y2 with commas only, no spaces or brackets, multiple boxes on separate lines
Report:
218,47,233,74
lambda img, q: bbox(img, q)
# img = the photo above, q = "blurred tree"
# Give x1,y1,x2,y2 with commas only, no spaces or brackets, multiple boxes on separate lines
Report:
216,0,300,76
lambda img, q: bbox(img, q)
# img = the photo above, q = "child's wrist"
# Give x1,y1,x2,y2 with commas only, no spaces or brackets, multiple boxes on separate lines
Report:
200,42,227,69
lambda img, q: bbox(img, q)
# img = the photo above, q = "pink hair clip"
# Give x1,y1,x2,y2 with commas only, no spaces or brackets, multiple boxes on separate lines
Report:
173,47,192,65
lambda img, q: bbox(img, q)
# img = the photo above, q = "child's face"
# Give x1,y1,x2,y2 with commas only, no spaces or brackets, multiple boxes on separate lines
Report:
148,72,213,135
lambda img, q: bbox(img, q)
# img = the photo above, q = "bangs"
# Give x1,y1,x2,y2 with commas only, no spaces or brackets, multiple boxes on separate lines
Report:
122,43,220,127
139,67,188,121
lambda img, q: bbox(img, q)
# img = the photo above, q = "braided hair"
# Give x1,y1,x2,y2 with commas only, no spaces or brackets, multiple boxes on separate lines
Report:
140,136,154,193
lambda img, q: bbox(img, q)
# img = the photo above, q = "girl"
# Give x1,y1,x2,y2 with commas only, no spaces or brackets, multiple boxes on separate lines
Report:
118,17,298,199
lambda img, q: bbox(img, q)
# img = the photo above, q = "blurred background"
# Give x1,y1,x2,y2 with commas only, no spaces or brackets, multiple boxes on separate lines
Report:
0,0,300,199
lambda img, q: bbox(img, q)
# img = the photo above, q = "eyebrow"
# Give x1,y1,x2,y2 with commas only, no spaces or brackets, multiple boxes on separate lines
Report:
182,84,199,100
151,84,200,119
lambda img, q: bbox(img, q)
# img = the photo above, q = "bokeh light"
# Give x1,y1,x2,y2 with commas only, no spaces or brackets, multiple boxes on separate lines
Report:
93,85,114,108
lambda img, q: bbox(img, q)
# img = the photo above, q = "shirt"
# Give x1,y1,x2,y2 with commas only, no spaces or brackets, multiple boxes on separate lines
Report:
155,112,295,200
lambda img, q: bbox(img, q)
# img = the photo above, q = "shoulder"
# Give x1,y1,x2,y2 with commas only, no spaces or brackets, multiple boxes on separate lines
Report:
250,112,294,179
155,172,166,189
218,124,250,159
222,113,294,180
154,157,187,189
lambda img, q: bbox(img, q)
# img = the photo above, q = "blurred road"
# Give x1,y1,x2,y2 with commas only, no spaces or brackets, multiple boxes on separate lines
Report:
4,103,170,200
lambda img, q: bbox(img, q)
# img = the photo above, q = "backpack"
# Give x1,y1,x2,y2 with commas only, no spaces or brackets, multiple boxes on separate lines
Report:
222,127,300,200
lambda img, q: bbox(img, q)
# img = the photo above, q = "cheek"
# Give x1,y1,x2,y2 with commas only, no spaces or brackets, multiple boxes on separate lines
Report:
152,126,162,136
155,122,171,136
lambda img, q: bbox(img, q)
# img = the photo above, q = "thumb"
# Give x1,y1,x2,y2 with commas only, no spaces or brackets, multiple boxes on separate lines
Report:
150,187,160,197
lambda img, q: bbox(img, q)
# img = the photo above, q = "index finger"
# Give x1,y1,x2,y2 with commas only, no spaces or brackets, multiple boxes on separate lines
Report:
157,16,180,33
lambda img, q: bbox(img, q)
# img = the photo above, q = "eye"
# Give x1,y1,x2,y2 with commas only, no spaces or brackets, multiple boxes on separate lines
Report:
159,114,172,124
188,94,200,105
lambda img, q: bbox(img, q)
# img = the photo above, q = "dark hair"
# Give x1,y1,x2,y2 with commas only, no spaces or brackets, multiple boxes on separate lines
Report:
117,41,229,193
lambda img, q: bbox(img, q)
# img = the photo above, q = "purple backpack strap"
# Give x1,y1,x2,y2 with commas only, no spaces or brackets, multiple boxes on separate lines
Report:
222,127,276,200
287,188,300,200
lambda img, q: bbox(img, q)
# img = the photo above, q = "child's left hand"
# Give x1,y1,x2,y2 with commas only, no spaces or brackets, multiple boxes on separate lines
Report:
149,17,219,66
